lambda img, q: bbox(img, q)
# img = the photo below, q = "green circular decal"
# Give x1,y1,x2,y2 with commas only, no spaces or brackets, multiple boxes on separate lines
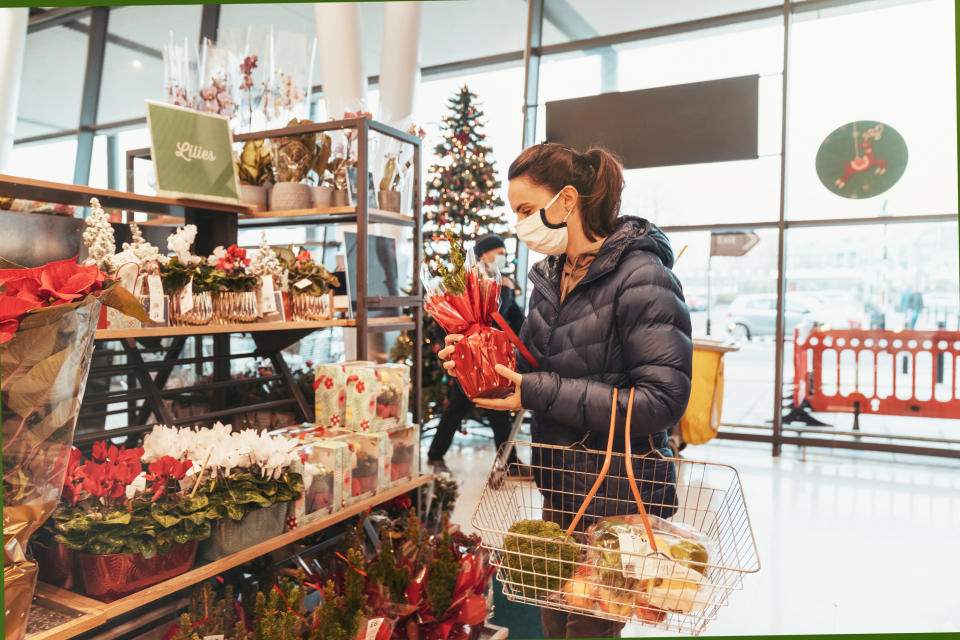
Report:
815,120,907,199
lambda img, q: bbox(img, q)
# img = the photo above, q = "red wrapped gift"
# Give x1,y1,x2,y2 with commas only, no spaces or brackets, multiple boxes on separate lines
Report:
421,237,536,399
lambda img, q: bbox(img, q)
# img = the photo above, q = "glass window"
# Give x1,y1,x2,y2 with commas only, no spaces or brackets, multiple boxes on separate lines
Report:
97,5,203,124
8,138,79,183
419,0,526,67
536,19,784,226
16,24,88,139
668,227,780,426
540,0,779,46
786,0,958,220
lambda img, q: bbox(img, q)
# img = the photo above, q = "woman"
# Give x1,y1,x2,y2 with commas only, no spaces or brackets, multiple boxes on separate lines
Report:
440,143,692,639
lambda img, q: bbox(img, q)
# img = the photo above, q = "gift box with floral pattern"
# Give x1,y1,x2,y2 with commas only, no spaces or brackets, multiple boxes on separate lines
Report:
386,423,419,486
313,363,347,429
343,362,380,432
287,438,348,524
374,363,410,429
323,428,388,503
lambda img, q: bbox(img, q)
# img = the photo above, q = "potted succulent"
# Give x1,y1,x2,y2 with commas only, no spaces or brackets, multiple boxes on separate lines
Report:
48,443,209,602
207,244,259,323
236,139,273,211
278,247,339,321
269,118,316,210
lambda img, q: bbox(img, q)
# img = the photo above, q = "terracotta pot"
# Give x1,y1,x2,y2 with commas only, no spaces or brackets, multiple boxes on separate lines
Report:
239,184,268,211
311,185,335,207
270,182,312,210
332,188,349,206
78,541,198,602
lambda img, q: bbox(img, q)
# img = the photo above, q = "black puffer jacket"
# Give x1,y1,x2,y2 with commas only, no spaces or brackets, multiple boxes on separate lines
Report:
517,217,692,525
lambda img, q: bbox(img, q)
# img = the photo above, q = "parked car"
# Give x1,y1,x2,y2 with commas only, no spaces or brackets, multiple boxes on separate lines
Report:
684,291,707,312
726,293,863,340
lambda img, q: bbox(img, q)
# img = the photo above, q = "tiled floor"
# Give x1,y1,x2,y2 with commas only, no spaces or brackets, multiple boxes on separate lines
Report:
429,427,960,637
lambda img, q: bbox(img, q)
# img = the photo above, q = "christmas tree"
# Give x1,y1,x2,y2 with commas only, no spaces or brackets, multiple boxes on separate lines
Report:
392,85,509,421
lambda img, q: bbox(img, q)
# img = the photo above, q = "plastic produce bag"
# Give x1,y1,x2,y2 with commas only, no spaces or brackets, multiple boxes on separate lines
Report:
586,514,718,614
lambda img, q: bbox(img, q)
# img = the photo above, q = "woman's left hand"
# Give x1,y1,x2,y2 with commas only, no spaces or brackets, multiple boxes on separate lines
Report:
473,364,523,412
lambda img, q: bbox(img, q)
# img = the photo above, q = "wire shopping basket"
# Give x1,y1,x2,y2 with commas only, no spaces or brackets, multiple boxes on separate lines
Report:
471,389,760,636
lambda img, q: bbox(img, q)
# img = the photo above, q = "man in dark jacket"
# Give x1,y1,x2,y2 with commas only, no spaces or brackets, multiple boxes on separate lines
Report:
426,234,526,473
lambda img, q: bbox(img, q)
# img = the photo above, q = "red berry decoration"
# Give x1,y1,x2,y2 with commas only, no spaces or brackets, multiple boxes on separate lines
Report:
356,381,365,393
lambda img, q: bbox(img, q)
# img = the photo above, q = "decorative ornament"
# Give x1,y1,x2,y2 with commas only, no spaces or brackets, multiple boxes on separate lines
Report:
816,120,907,199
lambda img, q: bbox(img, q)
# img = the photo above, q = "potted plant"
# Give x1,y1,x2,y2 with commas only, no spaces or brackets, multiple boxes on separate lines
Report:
48,443,208,602
237,139,273,211
161,225,216,325
269,118,316,210
278,247,339,321
207,244,259,323
310,132,335,207
377,155,402,213
142,423,303,562
247,232,285,320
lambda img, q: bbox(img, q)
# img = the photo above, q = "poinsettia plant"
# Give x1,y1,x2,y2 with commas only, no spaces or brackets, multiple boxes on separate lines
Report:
49,443,211,556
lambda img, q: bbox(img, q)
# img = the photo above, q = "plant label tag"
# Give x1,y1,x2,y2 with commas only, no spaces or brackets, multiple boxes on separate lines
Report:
180,277,194,313
147,274,164,322
364,618,385,640
261,276,277,313
294,278,312,290
203,635,225,640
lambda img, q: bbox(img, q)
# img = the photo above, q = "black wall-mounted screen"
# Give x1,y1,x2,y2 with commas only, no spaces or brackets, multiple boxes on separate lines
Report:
545,75,759,169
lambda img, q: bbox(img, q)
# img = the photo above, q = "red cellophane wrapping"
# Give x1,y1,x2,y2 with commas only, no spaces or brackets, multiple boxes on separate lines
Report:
423,267,516,399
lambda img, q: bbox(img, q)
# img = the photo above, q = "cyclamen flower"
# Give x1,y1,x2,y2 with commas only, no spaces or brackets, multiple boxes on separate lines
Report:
167,224,202,265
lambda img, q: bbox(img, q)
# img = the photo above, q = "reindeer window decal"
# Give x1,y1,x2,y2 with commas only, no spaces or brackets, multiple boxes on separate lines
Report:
815,120,908,199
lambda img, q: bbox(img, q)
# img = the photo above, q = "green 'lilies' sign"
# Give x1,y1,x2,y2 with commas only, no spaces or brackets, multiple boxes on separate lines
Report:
146,100,241,204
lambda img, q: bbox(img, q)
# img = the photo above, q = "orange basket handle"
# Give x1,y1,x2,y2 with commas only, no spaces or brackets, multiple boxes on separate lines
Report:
563,388,660,554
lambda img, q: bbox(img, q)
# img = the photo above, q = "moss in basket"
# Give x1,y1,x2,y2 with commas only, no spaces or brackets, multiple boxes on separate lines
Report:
503,519,579,598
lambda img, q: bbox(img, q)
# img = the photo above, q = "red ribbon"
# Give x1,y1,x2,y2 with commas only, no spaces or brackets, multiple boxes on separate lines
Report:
272,584,307,622
335,551,368,577
491,311,538,368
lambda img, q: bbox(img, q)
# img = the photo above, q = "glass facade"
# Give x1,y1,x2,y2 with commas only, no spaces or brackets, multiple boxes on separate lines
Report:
7,0,958,456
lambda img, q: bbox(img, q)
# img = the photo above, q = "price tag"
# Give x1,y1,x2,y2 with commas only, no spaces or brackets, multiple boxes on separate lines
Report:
261,275,277,313
364,618,385,640
294,278,312,290
147,274,164,323
179,277,194,313
203,635,225,640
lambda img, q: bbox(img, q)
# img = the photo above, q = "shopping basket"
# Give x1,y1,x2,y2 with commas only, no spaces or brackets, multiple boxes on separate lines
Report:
471,388,760,636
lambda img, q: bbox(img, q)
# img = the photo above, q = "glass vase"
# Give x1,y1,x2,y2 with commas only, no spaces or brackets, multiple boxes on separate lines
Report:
214,291,259,324
291,292,332,321
170,290,213,326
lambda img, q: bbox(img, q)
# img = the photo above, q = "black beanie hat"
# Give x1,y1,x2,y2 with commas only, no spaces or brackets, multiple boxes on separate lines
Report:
473,234,505,259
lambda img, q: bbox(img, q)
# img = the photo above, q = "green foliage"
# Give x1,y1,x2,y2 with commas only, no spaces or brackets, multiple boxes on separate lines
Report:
254,578,305,640
192,470,304,522
310,548,366,640
434,231,467,296
52,490,212,556
502,519,579,598
369,528,410,603
277,247,340,297
210,268,259,293
160,258,218,295
185,583,243,639
426,519,460,619
423,476,459,533
272,119,318,183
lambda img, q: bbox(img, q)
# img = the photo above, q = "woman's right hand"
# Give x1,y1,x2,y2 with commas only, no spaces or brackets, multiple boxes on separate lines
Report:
437,334,463,378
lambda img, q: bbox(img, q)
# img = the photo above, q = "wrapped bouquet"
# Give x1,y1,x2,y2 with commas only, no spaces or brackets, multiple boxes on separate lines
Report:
420,233,534,399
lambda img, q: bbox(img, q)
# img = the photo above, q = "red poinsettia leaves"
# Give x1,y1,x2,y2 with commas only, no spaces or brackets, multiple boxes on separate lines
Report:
39,259,104,302
3,276,44,305
91,441,109,462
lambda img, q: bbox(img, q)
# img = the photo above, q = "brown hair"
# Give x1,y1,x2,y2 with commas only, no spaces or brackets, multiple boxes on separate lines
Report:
507,143,624,241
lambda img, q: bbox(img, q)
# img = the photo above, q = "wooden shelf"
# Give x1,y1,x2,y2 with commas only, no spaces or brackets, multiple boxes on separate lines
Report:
0,174,251,217
94,316,414,340
238,206,415,227
95,319,351,341
28,474,434,640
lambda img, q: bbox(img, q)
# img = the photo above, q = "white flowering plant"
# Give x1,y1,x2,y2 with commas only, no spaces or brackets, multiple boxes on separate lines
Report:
142,422,303,521
159,225,218,294
81,198,116,272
